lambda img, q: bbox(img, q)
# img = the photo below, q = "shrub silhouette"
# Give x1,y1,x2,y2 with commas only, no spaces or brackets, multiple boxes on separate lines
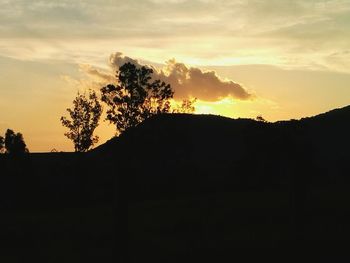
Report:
256,115,268,122
61,89,102,152
4,129,29,155
101,62,174,135
0,136,4,153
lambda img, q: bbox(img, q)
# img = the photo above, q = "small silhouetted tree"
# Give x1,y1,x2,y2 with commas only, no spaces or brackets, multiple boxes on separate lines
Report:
4,129,29,155
256,115,268,123
101,62,174,135
60,90,102,152
0,136,4,153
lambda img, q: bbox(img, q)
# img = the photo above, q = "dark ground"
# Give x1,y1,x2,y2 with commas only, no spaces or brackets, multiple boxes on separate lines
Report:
1,105,350,261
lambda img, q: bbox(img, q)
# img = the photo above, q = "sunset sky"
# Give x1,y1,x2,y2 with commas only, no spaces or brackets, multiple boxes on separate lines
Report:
1,0,350,152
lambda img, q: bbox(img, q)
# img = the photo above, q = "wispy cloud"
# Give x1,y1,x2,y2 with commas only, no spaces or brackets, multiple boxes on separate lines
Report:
0,0,350,72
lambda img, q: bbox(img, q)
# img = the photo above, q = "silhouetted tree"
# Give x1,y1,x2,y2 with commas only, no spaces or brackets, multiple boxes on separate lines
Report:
4,129,29,155
173,98,197,113
256,115,268,123
60,90,102,152
0,136,4,153
101,62,174,135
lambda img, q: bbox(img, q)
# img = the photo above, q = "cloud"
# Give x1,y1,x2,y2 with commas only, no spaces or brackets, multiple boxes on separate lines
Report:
157,59,252,101
1,0,350,73
85,52,253,101
79,64,115,83
109,52,140,70
324,50,350,73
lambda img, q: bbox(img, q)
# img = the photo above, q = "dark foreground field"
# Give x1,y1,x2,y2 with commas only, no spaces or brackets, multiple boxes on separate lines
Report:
1,106,350,261
0,154,113,262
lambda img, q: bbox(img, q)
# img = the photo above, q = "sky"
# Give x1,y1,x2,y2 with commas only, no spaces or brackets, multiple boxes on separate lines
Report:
0,0,350,152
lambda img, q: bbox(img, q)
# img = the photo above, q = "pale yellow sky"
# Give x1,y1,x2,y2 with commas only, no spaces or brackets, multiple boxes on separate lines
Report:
0,0,350,152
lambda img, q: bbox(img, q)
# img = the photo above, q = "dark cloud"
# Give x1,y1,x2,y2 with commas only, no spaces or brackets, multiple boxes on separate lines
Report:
91,52,253,101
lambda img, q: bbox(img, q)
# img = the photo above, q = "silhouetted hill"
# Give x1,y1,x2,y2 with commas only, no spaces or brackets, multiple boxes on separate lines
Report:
92,106,350,195
1,105,350,260
91,106,350,257
94,106,350,181
302,104,350,123
299,105,350,165
95,105,350,158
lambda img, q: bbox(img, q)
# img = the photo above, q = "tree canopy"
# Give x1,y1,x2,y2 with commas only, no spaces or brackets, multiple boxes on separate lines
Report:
101,62,174,135
60,90,102,152
4,129,29,155
172,98,197,114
